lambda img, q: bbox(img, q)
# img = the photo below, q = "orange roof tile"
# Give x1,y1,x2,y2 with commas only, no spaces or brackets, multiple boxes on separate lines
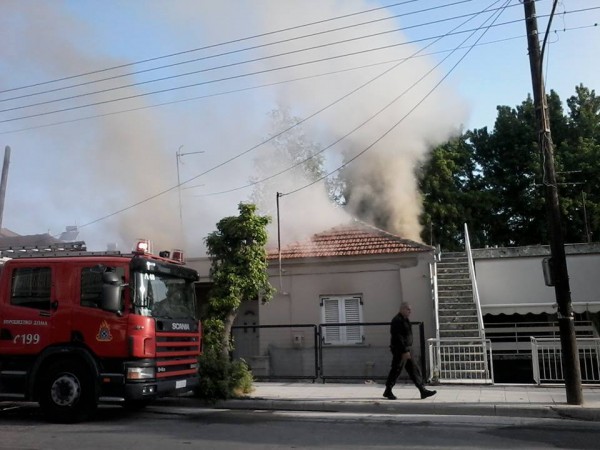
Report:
268,223,432,260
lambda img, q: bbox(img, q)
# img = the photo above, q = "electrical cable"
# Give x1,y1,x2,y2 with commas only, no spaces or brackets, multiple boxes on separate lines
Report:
0,0,422,95
280,0,510,198
0,0,471,103
541,0,560,66
74,1,504,229
2,5,596,125
3,23,595,137
0,17,544,125
17,1,596,229
0,2,518,116
198,0,508,197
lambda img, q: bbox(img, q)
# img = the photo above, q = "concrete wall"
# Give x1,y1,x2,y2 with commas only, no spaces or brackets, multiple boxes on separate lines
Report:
471,243,600,315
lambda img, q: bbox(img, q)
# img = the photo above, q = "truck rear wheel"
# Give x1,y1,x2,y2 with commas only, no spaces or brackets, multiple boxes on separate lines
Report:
39,360,97,423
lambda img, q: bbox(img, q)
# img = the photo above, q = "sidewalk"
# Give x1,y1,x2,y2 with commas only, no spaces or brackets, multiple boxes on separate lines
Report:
202,382,600,422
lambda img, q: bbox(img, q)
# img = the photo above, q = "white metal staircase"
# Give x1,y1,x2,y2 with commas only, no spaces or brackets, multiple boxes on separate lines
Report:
437,252,481,340
429,225,493,384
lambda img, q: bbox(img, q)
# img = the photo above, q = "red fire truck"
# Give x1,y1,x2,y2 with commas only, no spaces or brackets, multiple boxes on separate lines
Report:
0,240,202,422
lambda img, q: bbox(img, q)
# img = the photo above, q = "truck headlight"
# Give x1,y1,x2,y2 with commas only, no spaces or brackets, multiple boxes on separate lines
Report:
127,367,155,380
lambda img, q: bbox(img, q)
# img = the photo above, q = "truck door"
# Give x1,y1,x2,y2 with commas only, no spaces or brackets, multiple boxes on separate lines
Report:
75,264,129,357
0,264,55,355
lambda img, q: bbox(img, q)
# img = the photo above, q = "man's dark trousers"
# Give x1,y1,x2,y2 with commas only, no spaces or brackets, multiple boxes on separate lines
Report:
385,348,424,390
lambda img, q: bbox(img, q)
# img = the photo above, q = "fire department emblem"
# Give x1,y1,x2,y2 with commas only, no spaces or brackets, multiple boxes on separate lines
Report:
96,320,113,342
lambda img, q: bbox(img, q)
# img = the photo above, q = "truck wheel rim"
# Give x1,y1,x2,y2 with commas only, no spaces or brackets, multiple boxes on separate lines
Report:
50,373,81,406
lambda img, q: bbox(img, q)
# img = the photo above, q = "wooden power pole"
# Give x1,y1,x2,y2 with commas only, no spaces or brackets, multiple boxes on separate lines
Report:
523,0,583,404
0,146,10,231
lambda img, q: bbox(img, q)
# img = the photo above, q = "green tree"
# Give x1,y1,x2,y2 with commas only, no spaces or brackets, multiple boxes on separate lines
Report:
565,84,600,142
199,203,275,399
418,133,486,250
418,87,597,250
557,85,600,242
471,99,546,246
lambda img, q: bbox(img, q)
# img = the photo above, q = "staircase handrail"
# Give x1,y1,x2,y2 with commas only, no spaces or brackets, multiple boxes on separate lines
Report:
431,246,441,341
464,223,485,338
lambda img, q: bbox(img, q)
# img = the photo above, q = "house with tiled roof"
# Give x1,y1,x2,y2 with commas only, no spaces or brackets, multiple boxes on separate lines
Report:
221,222,437,380
0,233,62,249
270,223,432,259
0,227,79,249
191,222,600,383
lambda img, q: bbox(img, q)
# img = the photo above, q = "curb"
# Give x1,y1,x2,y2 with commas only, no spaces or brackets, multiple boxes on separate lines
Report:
214,398,565,420
552,405,600,422
154,397,600,422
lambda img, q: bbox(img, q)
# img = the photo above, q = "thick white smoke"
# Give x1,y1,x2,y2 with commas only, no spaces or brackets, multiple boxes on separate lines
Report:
0,1,467,255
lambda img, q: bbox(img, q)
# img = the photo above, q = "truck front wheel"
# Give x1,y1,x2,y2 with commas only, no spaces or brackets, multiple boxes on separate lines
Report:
39,360,97,423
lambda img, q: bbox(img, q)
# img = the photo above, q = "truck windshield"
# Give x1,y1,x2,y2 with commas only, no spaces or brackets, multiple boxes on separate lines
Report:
133,271,196,320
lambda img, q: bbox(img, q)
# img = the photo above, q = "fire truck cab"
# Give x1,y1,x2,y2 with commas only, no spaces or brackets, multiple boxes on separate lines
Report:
0,241,202,422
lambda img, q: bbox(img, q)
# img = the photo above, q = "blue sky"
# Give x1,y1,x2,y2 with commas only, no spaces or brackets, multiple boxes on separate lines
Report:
0,0,598,254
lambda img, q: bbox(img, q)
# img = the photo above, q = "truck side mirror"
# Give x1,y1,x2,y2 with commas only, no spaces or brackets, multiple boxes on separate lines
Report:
101,272,123,313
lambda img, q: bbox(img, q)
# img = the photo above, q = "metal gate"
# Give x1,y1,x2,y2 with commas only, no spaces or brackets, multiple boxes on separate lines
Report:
231,322,425,382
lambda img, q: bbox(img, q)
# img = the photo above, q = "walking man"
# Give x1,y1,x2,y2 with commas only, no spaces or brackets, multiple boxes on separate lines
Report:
383,302,437,400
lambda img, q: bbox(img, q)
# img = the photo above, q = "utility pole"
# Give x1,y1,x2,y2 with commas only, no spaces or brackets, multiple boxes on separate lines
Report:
0,146,11,231
176,145,185,233
523,0,582,405
175,145,204,237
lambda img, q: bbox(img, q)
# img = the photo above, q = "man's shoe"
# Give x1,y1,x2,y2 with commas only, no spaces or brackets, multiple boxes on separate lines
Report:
420,389,437,399
383,389,397,400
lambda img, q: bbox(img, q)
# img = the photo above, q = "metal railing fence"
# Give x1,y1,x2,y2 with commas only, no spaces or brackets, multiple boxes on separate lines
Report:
486,321,595,355
231,324,319,380
230,322,425,382
318,322,425,381
428,338,494,384
531,337,600,384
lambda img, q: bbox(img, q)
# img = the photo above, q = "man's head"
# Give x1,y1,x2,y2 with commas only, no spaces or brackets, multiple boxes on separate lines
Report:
169,291,183,303
400,302,412,318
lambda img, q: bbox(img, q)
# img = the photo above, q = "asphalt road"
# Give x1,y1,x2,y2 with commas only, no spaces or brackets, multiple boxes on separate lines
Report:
1,402,600,449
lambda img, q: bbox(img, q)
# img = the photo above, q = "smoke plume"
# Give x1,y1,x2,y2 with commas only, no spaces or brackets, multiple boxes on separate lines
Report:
0,1,467,255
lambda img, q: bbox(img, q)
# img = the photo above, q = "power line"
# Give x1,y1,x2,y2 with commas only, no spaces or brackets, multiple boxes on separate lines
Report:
0,0,471,103
75,0,505,229
2,22,594,136
2,5,596,125
198,0,511,197
1,18,539,124
8,1,596,231
281,0,510,198
0,1,515,116
0,1,424,95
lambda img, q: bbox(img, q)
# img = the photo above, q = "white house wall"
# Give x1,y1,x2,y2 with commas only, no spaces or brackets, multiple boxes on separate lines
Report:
263,255,435,342
188,251,435,378
472,244,600,315
187,254,435,337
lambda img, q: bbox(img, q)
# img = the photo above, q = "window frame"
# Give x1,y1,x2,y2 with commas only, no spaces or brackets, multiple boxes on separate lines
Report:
10,266,52,311
320,295,364,345
80,266,125,308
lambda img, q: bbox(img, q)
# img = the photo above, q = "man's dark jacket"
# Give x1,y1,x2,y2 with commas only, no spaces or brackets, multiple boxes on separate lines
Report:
390,312,412,353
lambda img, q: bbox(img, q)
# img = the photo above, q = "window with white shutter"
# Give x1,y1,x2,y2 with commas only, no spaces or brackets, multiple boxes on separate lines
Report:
321,295,363,345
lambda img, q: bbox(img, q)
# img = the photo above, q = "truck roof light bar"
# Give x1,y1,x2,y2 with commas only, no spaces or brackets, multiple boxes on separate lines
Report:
134,239,152,255
0,241,87,257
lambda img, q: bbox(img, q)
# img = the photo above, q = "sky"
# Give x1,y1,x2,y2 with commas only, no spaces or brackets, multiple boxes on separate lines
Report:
0,0,598,255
